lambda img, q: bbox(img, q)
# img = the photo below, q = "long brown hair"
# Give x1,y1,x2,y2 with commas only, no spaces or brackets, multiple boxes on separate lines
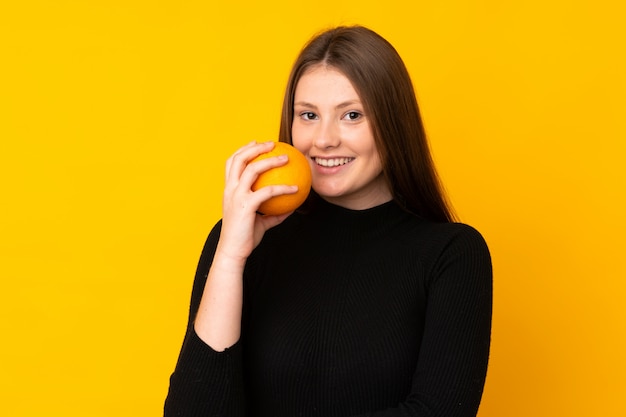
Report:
279,25,456,223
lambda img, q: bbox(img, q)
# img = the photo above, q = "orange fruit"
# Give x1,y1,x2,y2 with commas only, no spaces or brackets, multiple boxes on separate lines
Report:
250,142,312,215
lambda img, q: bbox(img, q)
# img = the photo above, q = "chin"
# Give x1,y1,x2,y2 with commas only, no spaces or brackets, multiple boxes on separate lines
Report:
312,186,345,200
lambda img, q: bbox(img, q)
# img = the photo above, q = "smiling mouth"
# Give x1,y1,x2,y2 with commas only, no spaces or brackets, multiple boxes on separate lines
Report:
313,157,355,167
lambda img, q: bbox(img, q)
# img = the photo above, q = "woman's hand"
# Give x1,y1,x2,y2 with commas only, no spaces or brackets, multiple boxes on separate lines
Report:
216,140,298,264
194,141,298,351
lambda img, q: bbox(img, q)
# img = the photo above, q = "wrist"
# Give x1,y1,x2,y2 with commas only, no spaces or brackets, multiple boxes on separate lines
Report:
212,246,248,275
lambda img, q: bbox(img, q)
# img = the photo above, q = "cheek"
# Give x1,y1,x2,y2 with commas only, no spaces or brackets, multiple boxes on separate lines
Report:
363,143,385,175
290,125,308,153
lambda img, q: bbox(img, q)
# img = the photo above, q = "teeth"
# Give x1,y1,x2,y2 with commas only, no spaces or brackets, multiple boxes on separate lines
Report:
314,157,354,167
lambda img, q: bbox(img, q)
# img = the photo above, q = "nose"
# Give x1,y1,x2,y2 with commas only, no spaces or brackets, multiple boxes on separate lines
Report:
313,119,340,150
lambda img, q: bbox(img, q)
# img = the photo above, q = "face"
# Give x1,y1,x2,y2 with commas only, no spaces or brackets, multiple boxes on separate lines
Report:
291,66,392,210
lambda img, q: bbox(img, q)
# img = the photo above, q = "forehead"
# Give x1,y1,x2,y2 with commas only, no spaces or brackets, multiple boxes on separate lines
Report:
295,65,360,101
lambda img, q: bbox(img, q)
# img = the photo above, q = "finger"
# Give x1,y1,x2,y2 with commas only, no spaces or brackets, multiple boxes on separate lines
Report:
248,184,299,209
257,211,294,229
225,141,275,183
225,140,256,177
238,154,290,188
226,183,297,217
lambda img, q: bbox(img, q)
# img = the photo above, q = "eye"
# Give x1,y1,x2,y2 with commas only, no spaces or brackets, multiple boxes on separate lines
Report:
300,111,318,120
343,111,363,121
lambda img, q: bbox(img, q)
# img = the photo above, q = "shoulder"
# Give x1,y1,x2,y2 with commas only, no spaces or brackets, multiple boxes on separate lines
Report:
423,221,490,261
396,215,489,252
395,218,491,278
428,222,489,251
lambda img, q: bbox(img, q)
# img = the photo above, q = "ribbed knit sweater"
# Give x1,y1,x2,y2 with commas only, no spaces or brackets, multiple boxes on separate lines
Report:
165,198,492,417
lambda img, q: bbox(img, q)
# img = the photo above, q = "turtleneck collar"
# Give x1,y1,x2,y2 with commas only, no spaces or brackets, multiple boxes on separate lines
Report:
294,194,421,239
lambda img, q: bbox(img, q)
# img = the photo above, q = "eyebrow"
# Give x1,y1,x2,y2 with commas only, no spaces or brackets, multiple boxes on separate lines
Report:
293,100,362,110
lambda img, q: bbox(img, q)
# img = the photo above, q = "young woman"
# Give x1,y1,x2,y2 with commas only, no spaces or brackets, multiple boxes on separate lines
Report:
165,25,492,417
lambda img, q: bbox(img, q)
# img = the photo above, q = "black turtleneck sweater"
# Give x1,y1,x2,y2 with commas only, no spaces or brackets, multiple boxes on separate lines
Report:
165,199,492,417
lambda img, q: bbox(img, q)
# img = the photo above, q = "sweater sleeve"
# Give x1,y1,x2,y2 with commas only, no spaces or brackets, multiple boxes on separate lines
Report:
358,224,493,417
164,221,246,417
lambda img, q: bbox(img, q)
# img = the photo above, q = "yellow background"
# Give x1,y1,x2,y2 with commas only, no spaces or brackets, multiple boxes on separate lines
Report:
1,1,624,416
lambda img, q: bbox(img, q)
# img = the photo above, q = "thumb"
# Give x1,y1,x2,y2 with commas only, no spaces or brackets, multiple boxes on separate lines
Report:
258,211,294,231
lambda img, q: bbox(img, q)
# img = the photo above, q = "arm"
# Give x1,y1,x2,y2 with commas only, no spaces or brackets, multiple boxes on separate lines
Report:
164,223,246,417
165,141,297,416
359,225,493,417
196,141,296,351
